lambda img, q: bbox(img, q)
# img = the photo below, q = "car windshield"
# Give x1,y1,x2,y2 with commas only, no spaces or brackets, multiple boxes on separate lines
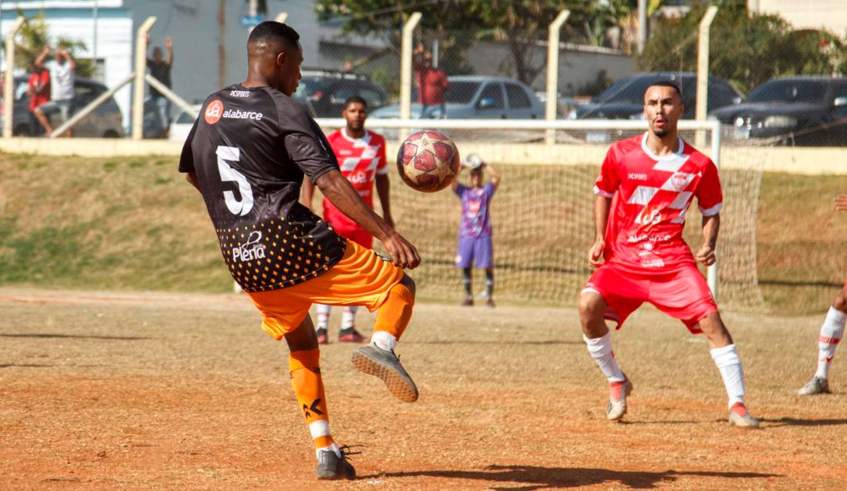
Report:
746,80,827,103
294,78,328,99
445,82,481,104
592,77,664,104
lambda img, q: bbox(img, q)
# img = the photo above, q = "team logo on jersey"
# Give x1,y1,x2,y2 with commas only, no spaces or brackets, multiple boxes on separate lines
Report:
205,100,224,124
349,170,368,184
232,231,266,263
230,89,251,98
670,172,693,191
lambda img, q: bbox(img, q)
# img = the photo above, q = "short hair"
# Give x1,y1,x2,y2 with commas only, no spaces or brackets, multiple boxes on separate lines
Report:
248,21,300,51
344,95,368,109
647,80,682,98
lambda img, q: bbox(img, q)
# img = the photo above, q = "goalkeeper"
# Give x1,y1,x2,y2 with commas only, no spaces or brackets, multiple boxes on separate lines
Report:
450,154,501,307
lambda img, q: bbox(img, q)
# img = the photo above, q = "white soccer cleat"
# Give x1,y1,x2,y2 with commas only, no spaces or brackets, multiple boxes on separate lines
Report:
606,378,633,422
797,376,830,396
728,403,760,429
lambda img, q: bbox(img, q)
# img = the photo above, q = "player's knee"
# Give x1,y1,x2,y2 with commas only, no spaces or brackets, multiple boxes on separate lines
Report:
399,274,416,298
833,287,847,311
578,292,604,320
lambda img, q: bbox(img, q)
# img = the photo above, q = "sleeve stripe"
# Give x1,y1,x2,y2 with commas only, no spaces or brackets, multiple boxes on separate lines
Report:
593,185,614,198
699,203,723,216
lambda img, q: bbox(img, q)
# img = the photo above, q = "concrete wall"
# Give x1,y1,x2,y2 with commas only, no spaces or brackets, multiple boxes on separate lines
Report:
2,137,844,176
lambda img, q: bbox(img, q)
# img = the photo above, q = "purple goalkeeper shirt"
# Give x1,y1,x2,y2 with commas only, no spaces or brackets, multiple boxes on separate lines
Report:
455,182,495,238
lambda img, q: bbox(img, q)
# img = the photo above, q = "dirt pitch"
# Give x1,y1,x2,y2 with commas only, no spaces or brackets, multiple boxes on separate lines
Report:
1,288,845,490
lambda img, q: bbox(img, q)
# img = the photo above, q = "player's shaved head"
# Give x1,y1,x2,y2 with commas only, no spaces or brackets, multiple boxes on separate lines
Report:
244,21,303,96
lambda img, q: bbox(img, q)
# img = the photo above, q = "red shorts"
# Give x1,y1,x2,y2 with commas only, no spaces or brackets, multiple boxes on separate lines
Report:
582,262,718,334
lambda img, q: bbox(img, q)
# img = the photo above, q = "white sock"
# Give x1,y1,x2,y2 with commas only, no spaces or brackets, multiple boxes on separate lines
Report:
309,420,340,459
371,331,397,352
815,307,846,380
315,304,331,330
584,332,625,383
341,306,358,330
710,344,746,409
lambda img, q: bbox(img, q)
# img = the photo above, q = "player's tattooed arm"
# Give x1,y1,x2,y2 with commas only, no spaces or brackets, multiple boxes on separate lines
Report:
835,194,847,211
589,195,612,267
316,170,420,269
695,213,720,266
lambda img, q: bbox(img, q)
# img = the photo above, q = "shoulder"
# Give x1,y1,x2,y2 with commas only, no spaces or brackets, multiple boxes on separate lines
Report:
261,88,314,129
606,134,642,162
368,130,386,144
681,141,716,170
326,129,342,143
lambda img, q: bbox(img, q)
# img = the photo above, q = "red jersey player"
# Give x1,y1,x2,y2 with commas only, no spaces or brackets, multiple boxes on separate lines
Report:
797,193,847,395
579,81,759,428
303,95,392,344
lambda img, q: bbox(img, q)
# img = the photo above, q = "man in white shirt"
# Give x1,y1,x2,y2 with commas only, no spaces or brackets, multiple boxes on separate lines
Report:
34,45,76,137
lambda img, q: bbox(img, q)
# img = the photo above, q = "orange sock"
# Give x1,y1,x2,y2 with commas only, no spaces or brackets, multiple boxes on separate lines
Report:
373,282,415,340
289,349,333,450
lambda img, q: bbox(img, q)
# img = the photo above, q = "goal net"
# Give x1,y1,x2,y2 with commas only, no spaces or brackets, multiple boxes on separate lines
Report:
315,119,767,312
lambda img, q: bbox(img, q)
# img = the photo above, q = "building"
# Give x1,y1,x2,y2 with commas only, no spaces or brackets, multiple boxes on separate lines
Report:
748,0,847,34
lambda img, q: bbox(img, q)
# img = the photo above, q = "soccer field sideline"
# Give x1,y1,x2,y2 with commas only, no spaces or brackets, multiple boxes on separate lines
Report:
1,287,845,490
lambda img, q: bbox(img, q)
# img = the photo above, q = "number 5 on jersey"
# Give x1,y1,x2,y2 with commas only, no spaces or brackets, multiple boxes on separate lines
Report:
217,145,254,216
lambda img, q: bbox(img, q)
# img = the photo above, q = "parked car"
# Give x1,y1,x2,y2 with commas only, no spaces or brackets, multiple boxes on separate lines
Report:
710,76,847,146
369,76,545,120
294,72,389,118
1,75,124,137
168,104,201,143
569,72,742,121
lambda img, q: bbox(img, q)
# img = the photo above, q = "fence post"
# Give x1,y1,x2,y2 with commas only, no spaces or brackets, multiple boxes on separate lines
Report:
545,10,570,145
275,12,288,23
3,16,25,138
637,0,647,54
132,16,157,141
400,12,422,142
695,6,718,149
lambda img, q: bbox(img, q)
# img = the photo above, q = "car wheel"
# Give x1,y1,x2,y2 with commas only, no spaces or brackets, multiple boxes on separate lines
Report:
103,130,121,139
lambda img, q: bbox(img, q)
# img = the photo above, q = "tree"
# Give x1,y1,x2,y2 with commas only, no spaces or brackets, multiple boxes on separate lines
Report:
15,12,96,78
316,0,629,86
638,4,847,93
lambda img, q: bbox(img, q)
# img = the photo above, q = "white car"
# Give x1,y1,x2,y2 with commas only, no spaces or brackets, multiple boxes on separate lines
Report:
168,104,201,143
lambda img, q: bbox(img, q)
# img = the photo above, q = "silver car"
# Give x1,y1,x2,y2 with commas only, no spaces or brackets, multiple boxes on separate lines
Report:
369,76,545,120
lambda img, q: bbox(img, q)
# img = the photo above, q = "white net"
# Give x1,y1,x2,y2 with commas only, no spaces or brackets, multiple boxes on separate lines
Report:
313,122,767,311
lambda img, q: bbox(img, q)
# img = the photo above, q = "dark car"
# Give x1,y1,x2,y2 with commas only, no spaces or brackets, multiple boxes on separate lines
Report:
2,75,124,137
710,76,847,146
570,72,742,120
294,72,389,118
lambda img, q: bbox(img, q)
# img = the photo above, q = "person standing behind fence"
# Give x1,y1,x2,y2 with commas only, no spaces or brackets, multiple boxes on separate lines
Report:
34,45,75,137
451,154,500,307
27,61,50,137
147,36,174,138
413,43,448,119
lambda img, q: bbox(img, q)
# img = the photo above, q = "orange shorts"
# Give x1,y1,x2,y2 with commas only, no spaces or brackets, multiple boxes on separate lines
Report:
246,240,404,340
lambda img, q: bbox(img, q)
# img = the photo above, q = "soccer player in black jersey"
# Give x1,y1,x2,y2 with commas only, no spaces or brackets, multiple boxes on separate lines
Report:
179,22,420,480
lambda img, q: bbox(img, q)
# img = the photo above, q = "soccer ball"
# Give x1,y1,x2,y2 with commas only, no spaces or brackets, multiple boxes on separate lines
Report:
396,131,460,193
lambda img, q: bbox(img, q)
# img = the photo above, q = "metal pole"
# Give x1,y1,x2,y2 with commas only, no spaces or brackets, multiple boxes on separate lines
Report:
145,74,198,118
50,73,135,138
218,0,226,89
695,6,718,149
399,12,422,142
3,16,25,138
545,10,570,145
93,0,99,63
432,40,439,68
132,16,157,140
637,0,647,54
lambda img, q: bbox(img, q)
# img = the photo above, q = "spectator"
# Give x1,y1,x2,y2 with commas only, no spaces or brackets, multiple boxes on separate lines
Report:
147,36,174,138
34,45,75,137
27,60,50,137
413,43,449,119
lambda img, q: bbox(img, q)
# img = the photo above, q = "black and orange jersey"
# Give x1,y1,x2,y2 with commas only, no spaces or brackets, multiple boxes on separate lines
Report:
179,84,346,292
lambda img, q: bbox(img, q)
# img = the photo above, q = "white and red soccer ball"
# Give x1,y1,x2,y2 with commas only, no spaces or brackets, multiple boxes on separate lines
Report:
396,131,460,193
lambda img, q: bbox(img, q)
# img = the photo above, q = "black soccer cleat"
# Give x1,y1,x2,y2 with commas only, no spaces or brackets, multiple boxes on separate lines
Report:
316,449,356,480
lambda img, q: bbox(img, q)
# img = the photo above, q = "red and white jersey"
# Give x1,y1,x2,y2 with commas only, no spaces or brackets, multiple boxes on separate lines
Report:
594,133,723,273
323,128,388,232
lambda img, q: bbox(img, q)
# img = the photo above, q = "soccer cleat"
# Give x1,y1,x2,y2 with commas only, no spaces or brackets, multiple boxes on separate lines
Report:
316,448,356,480
338,327,366,343
351,345,419,403
798,376,830,395
461,297,474,307
316,328,328,345
486,298,496,308
728,402,760,428
606,378,633,422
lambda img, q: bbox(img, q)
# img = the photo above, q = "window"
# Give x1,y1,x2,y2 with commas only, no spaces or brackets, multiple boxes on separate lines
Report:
478,83,504,109
505,83,532,108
